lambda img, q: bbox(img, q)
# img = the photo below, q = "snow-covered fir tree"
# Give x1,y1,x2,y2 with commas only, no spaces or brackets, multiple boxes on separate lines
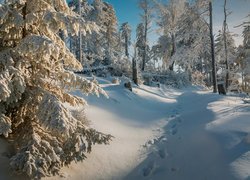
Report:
67,0,94,64
87,0,119,67
0,0,111,178
103,2,118,65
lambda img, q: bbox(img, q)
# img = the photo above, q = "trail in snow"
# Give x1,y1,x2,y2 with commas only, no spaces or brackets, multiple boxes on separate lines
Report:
127,90,250,180
156,92,233,179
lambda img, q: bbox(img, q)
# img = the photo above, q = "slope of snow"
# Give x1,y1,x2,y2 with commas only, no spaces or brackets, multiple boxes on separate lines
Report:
0,77,249,180
45,78,180,180
206,95,250,179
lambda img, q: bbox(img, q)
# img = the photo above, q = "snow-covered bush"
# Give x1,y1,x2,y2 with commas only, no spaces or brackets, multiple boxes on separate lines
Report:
0,1,111,179
143,71,190,89
191,71,206,86
112,56,132,77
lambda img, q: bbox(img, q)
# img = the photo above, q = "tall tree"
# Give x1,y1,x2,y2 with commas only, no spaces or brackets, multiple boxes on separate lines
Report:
223,0,230,90
84,0,118,67
138,0,153,71
174,2,210,73
132,43,139,85
238,15,250,91
155,0,187,71
0,0,111,178
120,22,132,58
215,30,237,90
78,0,83,64
209,1,218,93
104,3,118,65
136,23,145,69
68,0,95,66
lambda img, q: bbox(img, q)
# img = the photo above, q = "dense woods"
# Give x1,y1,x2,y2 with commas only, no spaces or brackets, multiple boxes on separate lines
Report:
66,0,250,92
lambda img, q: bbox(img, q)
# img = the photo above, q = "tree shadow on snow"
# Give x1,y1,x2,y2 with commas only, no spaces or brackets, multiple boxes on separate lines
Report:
74,85,179,127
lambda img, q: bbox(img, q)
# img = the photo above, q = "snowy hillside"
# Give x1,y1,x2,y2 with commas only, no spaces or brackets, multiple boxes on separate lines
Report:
46,78,250,180
2,77,249,180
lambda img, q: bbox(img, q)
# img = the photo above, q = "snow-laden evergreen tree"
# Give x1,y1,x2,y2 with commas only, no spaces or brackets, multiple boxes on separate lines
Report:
120,22,131,58
70,0,107,67
103,2,118,65
0,0,111,178
173,1,211,83
86,0,118,67
67,0,97,67
67,0,120,74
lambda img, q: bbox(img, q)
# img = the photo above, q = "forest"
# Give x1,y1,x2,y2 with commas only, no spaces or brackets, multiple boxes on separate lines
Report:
0,0,250,179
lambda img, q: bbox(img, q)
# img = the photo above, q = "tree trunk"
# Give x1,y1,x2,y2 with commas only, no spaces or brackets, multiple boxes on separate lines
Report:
78,0,83,65
223,0,229,91
132,58,139,85
22,3,27,38
125,34,129,57
142,8,148,72
133,45,139,85
169,33,176,71
209,2,218,93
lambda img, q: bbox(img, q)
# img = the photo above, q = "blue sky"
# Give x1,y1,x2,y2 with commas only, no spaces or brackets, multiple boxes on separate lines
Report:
103,0,250,46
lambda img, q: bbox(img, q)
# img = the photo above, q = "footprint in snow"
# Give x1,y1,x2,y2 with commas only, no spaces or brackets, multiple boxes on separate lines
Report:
170,114,176,118
171,167,178,172
142,161,155,177
172,123,177,129
158,149,166,159
171,128,178,135
177,118,182,123
168,122,178,135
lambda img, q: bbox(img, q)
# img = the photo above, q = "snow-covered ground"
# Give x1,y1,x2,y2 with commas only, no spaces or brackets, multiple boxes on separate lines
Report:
0,77,250,180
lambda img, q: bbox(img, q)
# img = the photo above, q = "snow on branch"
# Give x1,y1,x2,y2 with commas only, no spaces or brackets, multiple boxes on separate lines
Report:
0,0,111,179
